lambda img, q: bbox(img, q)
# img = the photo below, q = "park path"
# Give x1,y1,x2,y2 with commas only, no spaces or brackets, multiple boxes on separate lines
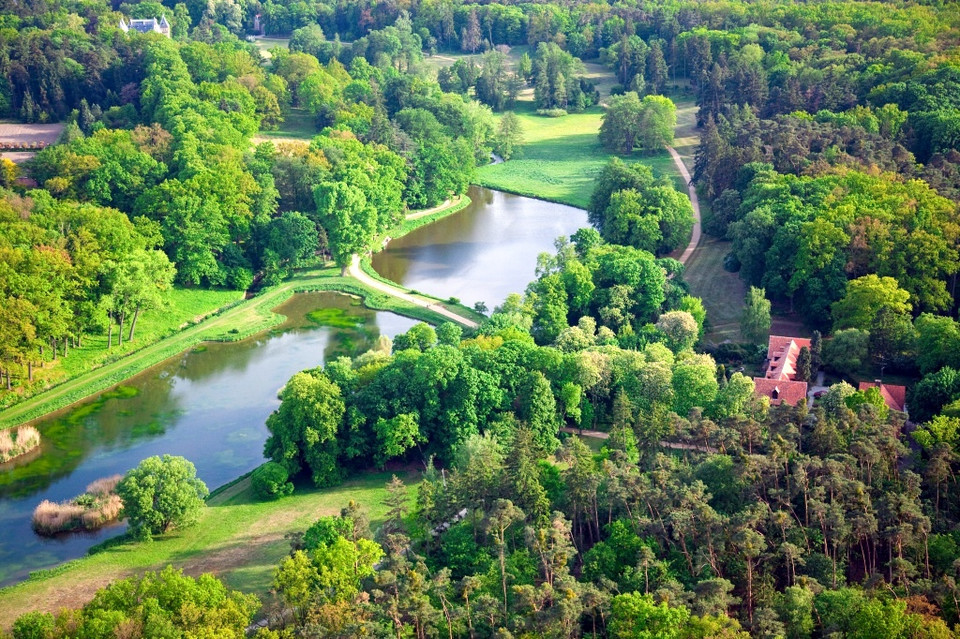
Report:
404,196,459,221
666,144,702,266
347,255,478,329
560,427,718,454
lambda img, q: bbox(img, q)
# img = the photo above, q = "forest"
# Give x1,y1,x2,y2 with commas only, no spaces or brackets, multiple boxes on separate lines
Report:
2,0,960,636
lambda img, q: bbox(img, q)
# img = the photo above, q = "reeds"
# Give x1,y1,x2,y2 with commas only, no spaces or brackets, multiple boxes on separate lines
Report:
31,475,124,535
0,425,41,462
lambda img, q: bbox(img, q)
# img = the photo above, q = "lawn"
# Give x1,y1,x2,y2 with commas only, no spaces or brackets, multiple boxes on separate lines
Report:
0,470,419,628
476,101,684,210
251,36,290,61
254,107,317,143
683,236,746,344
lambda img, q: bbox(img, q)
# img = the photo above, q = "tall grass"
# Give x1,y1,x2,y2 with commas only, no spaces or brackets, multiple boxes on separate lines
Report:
31,475,123,536
0,425,41,462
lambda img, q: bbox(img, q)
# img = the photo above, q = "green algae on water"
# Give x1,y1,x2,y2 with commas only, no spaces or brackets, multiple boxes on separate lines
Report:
306,307,365,329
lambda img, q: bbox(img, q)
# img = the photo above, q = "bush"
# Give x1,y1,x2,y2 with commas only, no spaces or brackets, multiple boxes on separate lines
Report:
536,108,568,117
251,462,294,500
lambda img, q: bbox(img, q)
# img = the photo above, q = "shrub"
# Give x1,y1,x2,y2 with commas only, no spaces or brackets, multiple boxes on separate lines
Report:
448,296,461,305
536,108,568,117
31,483,123,536
251,462,294,500
0,425,41,462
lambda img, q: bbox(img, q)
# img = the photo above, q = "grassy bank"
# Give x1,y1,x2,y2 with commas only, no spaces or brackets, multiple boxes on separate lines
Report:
0,198,475,429
476,100,688,210
0,288,243,412
0,471,418,628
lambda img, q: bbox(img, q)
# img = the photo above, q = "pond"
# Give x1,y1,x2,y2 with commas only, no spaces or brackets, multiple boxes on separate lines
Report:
372,186,589,311
0,187,588,586
0,293,417,586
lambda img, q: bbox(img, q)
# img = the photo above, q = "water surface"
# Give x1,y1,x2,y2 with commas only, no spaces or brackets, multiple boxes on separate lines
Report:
0,293,416,585
372,186,588,310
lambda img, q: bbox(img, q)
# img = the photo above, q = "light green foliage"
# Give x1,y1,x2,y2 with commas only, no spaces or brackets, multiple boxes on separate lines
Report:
912,415,960,450
672,356,720,417
845,387,890,421
374,413,424,467
656,311,699,353
588,158,693,255
264,370,345,487
494,111,524,160
116,455,208,540
609,592,690,639
11,567,257,638
832,275,912,332
740,287,771,345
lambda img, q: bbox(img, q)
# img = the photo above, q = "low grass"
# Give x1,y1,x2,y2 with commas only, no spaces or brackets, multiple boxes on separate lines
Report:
251,36,290,61
255,107,317,142
476,100,687,210
684,236,746,345
0,470,419,628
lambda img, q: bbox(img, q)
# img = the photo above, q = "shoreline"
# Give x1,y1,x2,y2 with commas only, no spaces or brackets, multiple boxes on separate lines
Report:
0,196,473,430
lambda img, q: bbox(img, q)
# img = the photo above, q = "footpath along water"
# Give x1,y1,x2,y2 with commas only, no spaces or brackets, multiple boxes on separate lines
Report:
0,293,417,586
0,188,587,586
372,186,588,311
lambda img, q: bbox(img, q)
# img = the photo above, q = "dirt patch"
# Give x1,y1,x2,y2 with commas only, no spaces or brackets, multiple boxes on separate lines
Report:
180,533,286,579
0,122,63,146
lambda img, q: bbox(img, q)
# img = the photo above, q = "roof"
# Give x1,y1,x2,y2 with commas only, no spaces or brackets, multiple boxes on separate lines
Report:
765,335,812,381
753,378,808,406
858,381,907,413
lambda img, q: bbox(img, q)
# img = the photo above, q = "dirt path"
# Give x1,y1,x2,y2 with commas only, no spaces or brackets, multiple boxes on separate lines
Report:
560,427,718,454
667,144,702,266
404,196,460,221
347,256,478,329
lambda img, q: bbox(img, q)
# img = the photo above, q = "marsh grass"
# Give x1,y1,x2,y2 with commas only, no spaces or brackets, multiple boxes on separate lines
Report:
31,474,123,536
0,425,40,462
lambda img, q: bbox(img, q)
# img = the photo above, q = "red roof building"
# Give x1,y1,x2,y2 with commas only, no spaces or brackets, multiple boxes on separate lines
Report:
858,381,907,413
753,335,810,406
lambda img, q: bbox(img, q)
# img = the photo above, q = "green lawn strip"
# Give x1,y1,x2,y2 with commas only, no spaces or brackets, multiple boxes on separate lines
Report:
255,107,317,142
0,267,462,429
476,101,684,209
684,235,747,344
0,471,419,628
0,288,244,414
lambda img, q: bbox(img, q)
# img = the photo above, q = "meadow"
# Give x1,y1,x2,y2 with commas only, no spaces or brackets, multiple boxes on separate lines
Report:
0,471,417,627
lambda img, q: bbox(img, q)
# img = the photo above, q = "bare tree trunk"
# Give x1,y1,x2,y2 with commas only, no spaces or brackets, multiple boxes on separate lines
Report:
5,368,10,390
51,337,57,360
63,336,68,357
28,361,32,382
118,309,125,347
107,317,113,349
128,305,141,342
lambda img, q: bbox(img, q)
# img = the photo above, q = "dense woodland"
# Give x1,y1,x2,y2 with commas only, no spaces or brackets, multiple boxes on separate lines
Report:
3,0,960,636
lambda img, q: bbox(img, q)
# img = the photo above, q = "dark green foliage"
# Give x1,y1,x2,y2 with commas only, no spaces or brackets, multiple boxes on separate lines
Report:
251,461,294,500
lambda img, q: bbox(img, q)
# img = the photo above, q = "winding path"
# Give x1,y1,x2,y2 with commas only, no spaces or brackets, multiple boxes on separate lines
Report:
666,145,702,265
559,427,717,454
347,255,478,329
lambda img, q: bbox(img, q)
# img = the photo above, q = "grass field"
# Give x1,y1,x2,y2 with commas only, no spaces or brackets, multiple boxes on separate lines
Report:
251,36,290,61
684,236,746,344
0,470,418,628
254,107,317,144
476,101,684,210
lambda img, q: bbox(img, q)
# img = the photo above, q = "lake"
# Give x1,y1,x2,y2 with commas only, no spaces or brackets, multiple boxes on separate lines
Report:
0,187,587,585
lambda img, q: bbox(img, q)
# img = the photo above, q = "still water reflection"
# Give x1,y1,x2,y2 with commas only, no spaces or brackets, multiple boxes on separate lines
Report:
0,293,416,586
372,186,589,311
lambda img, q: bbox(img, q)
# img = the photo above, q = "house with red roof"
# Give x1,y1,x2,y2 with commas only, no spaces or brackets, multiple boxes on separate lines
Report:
858,381,907,414
753,335,810,406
